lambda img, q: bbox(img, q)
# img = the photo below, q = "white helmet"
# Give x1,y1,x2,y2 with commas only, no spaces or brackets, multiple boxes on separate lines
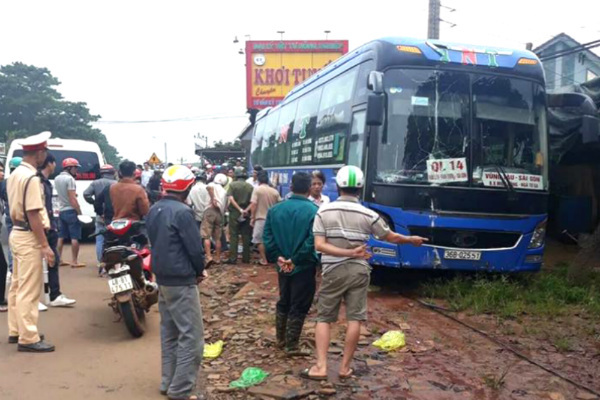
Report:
162,165,195,192
336,166,364,188
213,173,228,186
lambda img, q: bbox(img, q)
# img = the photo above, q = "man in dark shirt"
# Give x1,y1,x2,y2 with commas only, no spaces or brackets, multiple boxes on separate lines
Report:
225,170,253,265
83,164,116,274
146,165,206,400
38,154,76,307
110,160,150,221
263,172,319,356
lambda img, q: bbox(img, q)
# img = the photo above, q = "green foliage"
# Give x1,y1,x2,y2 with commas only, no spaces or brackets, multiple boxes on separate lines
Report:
552,337,573,352
482,367,510,391
422,265,600,318
0,62,120,165
212,140,243,151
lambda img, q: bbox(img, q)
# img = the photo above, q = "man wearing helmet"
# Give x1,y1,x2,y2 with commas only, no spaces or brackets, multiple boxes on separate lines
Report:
302,166,427,381
201,173,228,265
146,165,207,400
55,157,84,268
84,164,117,275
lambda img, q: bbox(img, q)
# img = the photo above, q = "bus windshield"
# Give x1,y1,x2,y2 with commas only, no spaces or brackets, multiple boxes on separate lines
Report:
376,69,548,191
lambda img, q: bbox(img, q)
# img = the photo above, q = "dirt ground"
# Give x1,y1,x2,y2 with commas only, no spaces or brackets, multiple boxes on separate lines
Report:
0,243,598,400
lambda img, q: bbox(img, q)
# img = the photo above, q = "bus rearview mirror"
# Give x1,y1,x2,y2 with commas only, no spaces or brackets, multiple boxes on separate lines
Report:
367,71,384,94
366,94,385,127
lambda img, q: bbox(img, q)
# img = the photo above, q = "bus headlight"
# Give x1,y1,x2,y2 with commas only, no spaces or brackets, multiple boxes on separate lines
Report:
528,220,547,249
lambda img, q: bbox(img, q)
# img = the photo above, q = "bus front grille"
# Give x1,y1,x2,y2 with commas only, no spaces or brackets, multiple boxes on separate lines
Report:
407,227,521,250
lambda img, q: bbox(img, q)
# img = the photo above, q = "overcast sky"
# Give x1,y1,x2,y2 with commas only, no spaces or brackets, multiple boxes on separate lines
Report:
1,0,599,164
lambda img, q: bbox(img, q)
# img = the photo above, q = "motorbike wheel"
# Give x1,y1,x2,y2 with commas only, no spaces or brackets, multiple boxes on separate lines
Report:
118,298,145,338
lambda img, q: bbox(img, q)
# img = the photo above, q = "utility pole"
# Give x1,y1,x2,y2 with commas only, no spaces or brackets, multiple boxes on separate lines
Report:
428,0,441,39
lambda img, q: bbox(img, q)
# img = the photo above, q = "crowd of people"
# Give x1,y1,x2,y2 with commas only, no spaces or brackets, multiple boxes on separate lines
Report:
0,130,428,400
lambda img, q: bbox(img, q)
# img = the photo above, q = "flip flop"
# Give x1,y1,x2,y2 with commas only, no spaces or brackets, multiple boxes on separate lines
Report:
59,261,70,267
204,259,216,269
71,263,86,268
338,368,354,379
299,367,328,381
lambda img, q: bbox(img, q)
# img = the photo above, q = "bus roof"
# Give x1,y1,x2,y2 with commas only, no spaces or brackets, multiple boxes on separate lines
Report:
283,37,544,103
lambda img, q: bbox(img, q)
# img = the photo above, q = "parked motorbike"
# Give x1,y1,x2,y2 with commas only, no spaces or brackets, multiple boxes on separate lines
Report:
93,219,158,338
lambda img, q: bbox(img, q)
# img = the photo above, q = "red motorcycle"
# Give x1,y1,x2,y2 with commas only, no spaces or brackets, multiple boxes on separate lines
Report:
94,219,158,338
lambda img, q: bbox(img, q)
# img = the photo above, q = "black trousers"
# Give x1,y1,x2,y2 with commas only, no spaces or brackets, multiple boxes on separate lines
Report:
0,240,8,305
47,230,61,301
276,267,317,319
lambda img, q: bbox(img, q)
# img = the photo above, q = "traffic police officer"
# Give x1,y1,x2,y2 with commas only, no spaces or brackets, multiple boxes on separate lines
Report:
7,131,56,352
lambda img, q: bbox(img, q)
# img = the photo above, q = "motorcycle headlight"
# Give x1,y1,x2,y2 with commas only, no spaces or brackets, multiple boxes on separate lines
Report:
528,219,547,249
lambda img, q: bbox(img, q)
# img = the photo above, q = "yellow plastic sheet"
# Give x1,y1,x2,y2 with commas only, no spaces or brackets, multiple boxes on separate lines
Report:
372,331,406,352
204,340,224,359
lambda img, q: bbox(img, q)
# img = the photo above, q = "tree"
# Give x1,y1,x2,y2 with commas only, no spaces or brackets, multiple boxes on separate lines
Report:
0,62,120,164
212,139,243,151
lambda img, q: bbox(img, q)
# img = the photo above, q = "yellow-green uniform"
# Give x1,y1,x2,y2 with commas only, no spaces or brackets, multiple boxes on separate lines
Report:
7,161,50,344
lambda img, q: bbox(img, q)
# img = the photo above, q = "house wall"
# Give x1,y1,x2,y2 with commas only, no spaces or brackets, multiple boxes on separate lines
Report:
540,40,600,90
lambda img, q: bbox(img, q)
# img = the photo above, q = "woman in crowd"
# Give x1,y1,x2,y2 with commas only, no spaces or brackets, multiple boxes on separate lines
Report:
308,170,330,207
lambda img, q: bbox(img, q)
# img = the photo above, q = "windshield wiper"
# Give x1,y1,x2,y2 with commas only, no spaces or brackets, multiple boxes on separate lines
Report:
493,165,515,193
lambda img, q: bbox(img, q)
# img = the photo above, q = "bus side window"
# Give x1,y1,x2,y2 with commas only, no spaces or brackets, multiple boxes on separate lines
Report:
316,68,358,135
354,60,375,105
348,110,366,169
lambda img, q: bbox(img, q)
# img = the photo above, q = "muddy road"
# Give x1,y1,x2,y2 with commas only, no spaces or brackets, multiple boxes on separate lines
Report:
0,244,597,400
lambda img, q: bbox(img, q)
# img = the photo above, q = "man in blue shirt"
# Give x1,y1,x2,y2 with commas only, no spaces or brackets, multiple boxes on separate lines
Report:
146,165,207,400
263,172,319,356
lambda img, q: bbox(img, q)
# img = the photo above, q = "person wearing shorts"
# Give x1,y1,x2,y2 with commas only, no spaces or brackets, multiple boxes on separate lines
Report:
55,157,85,268
301,166,427,381
201,173,228,265
250,171,281,265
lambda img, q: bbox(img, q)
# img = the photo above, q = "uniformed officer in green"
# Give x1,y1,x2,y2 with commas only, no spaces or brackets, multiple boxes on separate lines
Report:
225,169,254,264
7,131,56,353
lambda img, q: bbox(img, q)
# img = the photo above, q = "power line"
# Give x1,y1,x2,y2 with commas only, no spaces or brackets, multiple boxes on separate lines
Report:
95,114,247,125
539,39,600,61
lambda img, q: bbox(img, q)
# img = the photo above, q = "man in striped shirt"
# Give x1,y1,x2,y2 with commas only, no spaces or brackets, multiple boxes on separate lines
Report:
301,166,427,381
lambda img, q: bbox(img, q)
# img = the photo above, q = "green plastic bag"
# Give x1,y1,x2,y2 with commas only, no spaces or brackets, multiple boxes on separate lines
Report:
372,330,406,352
229,367,269,388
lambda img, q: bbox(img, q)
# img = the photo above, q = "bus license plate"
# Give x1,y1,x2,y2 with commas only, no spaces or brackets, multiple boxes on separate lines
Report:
444,250,481,261
108,275,134,294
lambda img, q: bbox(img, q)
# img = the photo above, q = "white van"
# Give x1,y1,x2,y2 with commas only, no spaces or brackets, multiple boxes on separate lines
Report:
6,138,106,236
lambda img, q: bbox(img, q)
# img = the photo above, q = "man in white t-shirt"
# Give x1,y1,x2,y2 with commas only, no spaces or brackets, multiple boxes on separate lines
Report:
141,162,153,188
188,170,209,228
246,165,263,188
201,173,228,265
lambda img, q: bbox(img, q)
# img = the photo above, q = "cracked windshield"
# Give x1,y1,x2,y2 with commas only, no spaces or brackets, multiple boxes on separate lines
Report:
377,69,547,190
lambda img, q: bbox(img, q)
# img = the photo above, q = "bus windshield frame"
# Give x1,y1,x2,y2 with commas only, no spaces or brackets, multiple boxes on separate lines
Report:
376,68,548,192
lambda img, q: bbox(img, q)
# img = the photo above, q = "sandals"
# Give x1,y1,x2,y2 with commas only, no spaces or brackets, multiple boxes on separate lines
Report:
71,263,86,269
300,367,328,381
339,368,354,379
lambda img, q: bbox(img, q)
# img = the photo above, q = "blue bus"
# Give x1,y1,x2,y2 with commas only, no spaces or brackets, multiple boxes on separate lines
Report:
250,37,548,272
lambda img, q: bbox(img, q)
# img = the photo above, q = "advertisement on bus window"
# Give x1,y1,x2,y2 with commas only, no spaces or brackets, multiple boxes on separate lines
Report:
246,40,349,110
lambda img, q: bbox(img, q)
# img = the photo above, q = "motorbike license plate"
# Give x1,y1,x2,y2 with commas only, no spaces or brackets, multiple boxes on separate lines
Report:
108,274,134,294
444,250,482,261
